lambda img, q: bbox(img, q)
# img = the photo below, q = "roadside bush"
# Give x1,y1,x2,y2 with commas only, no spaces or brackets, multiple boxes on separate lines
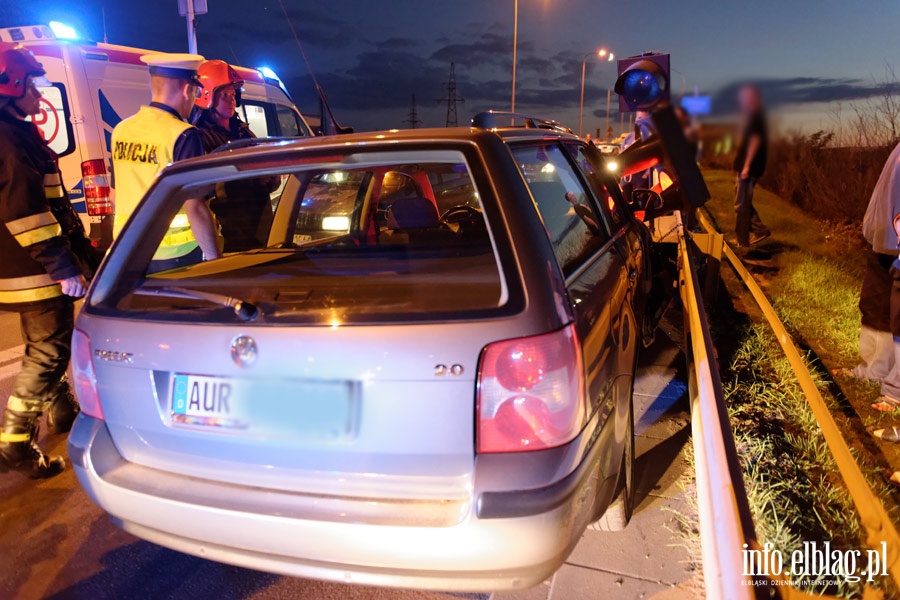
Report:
761,132,891,224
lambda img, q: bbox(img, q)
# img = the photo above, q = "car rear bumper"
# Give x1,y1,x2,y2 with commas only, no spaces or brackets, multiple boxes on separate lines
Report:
67,414,587,592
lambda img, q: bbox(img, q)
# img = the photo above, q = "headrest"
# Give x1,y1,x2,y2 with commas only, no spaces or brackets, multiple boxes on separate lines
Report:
386,197,439,230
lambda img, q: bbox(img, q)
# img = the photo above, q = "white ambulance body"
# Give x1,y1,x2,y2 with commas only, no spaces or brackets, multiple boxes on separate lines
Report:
0,24,312,249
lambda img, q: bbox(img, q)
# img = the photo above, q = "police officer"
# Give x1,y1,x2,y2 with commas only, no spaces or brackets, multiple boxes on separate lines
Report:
0,47,89,478
193,60,273,252
110,53,220,270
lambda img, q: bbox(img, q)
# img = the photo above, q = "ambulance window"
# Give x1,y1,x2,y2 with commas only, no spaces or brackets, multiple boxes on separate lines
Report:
30,83,75,157
241,102,271,137
276,105,310,137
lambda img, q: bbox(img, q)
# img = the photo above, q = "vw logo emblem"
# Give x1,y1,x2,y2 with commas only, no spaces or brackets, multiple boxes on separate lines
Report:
230,335,257,367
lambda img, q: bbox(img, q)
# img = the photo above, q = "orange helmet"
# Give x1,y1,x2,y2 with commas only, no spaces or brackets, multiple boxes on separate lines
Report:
0,47,46,99
195,59,243,109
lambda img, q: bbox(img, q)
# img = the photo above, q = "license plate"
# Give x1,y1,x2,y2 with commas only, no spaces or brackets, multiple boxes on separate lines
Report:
169,373,357,440
171,374,246,429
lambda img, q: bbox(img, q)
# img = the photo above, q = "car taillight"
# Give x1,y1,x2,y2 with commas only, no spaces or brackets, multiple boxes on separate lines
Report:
72,328,104,420
477,324,585,453
81,159,112,216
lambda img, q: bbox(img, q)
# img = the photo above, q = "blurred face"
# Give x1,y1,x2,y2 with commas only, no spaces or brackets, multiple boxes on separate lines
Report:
213,85,237,118
738,86,761,113
13,76,43,117
176,80,201,119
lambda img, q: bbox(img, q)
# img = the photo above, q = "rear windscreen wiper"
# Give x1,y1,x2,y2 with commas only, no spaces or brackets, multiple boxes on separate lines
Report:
133,285,260,321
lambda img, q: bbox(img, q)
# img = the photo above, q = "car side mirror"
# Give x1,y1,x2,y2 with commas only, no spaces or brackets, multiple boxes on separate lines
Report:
631,188,663,212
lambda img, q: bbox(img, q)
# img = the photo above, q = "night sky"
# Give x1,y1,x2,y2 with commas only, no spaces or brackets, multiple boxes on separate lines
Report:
3,0,900,135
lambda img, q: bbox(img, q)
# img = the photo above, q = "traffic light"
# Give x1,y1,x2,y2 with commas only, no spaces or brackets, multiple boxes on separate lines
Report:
614,52,670,113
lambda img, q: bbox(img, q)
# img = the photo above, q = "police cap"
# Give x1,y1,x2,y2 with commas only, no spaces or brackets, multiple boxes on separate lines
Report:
140,53,205,86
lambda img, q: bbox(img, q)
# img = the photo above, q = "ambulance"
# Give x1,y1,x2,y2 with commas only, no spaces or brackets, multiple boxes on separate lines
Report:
0,23,313,249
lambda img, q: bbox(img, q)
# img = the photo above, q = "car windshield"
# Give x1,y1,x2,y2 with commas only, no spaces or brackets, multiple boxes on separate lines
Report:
100,149,508,325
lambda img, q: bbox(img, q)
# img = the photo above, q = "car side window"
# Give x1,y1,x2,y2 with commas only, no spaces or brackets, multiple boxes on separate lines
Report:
511,143,609,276
564,143,627,229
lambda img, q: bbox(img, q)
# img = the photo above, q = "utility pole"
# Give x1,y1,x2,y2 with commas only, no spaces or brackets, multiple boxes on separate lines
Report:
436,63,465,127
605,89,611,139
177,0,208,54
404,94,422,129
186,0,196,54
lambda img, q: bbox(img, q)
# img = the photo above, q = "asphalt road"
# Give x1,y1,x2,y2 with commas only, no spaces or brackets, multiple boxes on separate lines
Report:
0,310,697,600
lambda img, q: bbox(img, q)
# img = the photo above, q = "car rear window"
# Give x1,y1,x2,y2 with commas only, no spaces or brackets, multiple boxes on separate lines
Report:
97,149,510,325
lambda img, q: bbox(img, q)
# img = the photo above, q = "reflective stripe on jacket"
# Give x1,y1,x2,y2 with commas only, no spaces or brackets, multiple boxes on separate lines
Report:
0,110,80,310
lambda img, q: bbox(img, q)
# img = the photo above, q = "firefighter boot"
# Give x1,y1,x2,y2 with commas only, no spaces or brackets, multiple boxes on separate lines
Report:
46,382,80,435
0,409,65,479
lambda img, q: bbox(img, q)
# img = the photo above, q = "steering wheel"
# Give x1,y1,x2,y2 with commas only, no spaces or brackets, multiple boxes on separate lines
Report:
439,205,482,228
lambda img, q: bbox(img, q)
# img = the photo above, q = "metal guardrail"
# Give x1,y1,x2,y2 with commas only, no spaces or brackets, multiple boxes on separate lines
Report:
696,210,900,595
673,208,900,599
673,211,756,599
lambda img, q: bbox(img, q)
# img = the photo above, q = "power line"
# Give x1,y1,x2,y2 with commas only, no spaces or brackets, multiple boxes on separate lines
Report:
436,62,465,127
404,94,422,129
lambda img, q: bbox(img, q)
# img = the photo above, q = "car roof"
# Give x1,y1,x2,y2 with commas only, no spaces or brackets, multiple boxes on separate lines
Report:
170,125,582,172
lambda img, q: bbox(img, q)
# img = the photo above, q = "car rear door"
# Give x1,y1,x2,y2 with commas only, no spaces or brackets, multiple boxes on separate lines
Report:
509,141,630,436
78,145,526,513
564,142,643,422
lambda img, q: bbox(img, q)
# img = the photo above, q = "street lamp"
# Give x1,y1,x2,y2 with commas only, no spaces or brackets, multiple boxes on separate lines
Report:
511,0,518,113
578,48,615,137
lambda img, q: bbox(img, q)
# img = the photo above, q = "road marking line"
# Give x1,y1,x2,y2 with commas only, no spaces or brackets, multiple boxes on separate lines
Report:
0,361,20,381
0,344,24,365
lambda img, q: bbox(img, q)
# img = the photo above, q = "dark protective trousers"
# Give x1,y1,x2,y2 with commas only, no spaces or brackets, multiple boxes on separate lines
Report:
9,299,74,414
853,250,897,382
859,250,895,333
734,177,768,246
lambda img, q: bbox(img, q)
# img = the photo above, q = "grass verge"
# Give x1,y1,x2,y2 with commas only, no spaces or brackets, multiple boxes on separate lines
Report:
696,169,900,597
724,322,866,596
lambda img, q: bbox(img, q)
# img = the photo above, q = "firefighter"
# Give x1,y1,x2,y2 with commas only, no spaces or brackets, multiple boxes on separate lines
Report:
110,53,220,271
193,59,274,252
193,60,252,151
0,47,89,478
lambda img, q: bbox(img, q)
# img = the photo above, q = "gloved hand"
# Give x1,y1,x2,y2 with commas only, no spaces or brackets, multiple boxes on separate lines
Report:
58,274,87,298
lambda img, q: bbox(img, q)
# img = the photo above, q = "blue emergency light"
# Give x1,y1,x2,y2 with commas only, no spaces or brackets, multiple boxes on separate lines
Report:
48,21,78,40
258,66,279,81
614,53,670,113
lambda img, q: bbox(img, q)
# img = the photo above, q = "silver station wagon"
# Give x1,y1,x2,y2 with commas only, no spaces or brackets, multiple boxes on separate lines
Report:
67,113,656,591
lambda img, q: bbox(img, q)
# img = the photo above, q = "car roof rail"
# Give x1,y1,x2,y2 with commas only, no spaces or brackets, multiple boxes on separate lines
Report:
471,111,573,134
209,136,301,154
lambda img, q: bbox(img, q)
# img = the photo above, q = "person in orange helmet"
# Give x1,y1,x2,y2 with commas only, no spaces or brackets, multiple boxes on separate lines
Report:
193,60,274,251
193,59,254,152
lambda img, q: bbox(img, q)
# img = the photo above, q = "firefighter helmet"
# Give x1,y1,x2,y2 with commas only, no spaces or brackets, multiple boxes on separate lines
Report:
195,60,243,109
0,47,46,99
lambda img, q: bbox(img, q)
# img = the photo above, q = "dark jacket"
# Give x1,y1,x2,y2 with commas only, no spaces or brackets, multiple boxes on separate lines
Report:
733,110,768,179
195,111,255,153
195,110,272,252
0,109,92,311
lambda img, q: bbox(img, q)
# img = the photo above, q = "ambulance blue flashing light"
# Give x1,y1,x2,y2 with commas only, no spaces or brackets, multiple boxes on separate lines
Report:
258,66,279,81
48,21,78,40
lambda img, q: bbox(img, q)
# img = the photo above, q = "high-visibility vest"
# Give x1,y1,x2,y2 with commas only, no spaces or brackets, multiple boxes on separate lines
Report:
111,105,198,260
